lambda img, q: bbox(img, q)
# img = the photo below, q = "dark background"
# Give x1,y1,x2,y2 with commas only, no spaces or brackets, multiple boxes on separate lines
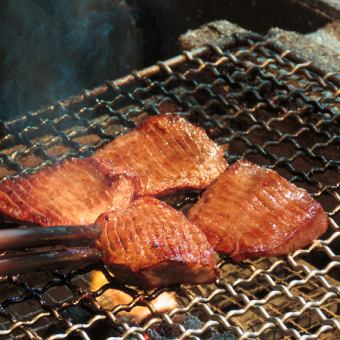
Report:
0,0,334,120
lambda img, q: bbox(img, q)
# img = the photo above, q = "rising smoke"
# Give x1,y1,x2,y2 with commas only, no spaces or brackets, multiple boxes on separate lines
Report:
0,0,139,119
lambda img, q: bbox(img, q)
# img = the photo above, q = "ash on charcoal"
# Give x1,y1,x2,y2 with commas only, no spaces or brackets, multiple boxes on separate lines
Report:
179,20,248,50
307,20,340,53
179,19,340,74
147,314,235,340
267,27,340,73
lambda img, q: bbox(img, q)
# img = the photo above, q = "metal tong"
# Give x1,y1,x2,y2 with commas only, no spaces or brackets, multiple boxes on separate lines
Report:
0,224,102,275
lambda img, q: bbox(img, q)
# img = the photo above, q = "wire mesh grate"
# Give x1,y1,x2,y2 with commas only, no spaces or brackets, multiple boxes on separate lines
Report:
0,33,338,339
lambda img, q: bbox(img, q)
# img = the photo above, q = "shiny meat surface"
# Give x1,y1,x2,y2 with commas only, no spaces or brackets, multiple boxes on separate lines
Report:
188,160,328,261
94,114,227,196
96,197,218,289
0,158,137,226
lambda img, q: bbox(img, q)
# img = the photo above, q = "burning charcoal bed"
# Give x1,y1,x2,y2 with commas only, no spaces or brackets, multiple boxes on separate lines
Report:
0,32,338,339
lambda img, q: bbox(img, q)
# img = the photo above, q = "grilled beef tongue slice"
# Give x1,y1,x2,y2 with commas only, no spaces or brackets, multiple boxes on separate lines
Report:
94,114,227,197
95,197,218,289
188,160,328,261
0,158,138,226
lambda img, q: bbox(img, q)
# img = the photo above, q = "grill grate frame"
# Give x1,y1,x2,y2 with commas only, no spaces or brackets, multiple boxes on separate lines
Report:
0,33,338,339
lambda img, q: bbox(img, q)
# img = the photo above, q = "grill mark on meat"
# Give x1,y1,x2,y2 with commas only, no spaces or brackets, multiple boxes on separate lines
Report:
132,216,147,262
171,127,200,178
150,217,164,261
0,190,19,215
152,127,181,178
135,214,150,262
109,148,132,174
104,218,114,255
146,123,179,180
188,160,328,260
111,218,127,259
35,168,83,216
240,191,273,238
117,216,130,260
138,131,168,186
1,181,32,212
124,138,150,186
0,182,35,221
151,123,180,170
180,125,201,159
129,214,145,264
146,204,167,258
259,185,305,241
157,206,177,260
144,126,178,188
263,184,304,227
169,130,200,182
161,123,188,162
182,125,212,177
262,186,293,226
249,193,278,240
47,170,86,218
55,168,84,209
4,179,60,224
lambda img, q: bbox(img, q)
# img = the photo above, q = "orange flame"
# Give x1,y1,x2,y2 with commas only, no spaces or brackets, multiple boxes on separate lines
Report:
90,271,177,322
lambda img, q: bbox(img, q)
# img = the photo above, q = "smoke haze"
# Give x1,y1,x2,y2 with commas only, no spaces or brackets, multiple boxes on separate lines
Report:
0,0,139,119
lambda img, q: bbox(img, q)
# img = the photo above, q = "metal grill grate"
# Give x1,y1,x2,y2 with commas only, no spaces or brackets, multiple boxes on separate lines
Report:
0,33,338,339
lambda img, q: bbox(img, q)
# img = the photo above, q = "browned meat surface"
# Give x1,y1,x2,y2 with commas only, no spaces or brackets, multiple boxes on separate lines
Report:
188,160,328,261
0,158,137,226
96,197,218,289
94,114,227,196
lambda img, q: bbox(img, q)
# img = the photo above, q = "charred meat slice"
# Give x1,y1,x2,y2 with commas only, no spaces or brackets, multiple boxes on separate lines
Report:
95,197,218,289
94,114,227,196
188,160,328,261
0,158,138,226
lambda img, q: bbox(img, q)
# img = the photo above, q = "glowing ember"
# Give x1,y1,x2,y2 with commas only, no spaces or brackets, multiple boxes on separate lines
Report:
90,271,177,322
